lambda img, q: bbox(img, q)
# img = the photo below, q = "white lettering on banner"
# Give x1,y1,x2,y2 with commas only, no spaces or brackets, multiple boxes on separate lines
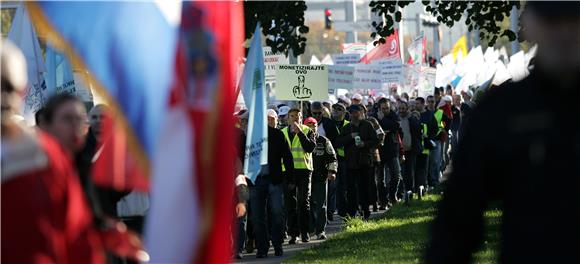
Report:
371,58,404,84
328,65,354,92
331,53,362,65
353,64,382,90
275,64,329,101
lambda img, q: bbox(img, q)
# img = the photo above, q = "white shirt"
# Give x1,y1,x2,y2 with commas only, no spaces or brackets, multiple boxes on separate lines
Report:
317,123,326,137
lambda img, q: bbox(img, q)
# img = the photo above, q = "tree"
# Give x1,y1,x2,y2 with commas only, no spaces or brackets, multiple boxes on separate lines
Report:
369,0,522,46
244,1,309,57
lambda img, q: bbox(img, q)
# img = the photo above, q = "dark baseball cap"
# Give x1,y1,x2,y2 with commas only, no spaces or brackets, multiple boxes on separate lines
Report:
348,104,362,112
332,103,346,111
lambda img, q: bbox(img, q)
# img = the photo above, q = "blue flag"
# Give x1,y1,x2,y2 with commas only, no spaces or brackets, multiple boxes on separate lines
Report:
241,24,268,183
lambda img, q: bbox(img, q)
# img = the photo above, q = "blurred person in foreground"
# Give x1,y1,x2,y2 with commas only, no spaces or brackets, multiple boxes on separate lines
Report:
1,40,104,263
426,2,580,263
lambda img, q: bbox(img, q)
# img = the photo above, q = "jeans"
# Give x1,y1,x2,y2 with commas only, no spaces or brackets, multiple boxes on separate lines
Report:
450,129,459,156
375,164,388,207
286,169,311,237
346,167,371,217
429,141,443,186
234,214,247,254
335,159,348,216
250,175,285,254
402,151,417,193
415,153,429,191
368,165,378,205
380,157,402,202
310,179,327,234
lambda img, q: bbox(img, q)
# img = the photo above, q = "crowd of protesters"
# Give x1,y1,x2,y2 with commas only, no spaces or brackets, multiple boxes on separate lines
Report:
233,84,478,259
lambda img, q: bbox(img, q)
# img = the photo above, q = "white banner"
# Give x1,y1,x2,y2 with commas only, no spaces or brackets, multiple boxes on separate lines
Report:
275,65,328,101
353,64,382,90
331,53,361,66
418,67,436,98
371,58,404,84
263,46,289,100
328,65,354,93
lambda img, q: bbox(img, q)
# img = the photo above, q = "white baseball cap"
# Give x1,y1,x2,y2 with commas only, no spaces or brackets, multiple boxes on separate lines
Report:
278,106,291,116
352,93,363,101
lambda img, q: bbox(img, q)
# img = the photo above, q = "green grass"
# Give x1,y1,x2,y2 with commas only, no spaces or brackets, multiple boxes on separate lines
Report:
285,195,501,264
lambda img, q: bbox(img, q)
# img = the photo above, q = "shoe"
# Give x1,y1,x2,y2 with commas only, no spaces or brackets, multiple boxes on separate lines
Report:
363,210,371,220
256,253,267,259
235,253,243,259
327,213,334,221
274,247,283,257
245,239,254,254
372,203,378,212
317,232,327,240
301,233,310,243
418,186,425,200
288,236,297,245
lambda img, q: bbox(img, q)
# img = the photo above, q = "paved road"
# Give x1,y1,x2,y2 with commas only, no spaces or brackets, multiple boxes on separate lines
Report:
235,210,386,264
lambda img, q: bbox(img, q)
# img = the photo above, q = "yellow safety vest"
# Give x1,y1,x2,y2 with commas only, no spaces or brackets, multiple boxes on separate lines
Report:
434,109,444,136
281,125,313,171
335,120,349,157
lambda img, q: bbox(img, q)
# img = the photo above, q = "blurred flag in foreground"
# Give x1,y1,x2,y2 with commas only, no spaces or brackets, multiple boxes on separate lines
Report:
146,1,244,263
240,24,268,183
27,1,178,190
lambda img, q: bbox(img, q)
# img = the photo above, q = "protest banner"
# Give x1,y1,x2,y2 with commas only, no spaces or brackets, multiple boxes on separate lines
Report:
418,67,436,98
353,64,382,90
401,64,421,95
263,46,289,99
328,65,354,94
342,42,367,57
331,53,362,66
275,65,328,101
371,58,404,84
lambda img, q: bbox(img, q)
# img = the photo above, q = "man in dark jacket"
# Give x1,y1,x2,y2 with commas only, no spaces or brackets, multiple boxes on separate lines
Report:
336,104,379,219
397,101,422,203
374,98,402,206
304,117,337,240
414,97,438,198
330,103,350,218
249,119,294,258
281,108,316,244
426,2,580,263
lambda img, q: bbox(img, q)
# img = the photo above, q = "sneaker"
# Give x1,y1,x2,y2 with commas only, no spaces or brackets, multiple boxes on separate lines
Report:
274,247,283,257
288,236,297,245
317,232,327,240
301,233,310,243
234,253,243,259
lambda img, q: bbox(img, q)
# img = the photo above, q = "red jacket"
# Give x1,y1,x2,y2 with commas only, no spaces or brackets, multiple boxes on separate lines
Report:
2,130,104,264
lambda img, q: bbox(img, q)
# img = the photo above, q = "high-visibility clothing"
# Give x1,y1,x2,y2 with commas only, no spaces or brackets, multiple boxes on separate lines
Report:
282,125,313,171
335,120,350,157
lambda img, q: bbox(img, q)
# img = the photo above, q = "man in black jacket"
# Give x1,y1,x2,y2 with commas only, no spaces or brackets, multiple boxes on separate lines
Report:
304,117,337,240
281,108,316,244
374,98,402,206
426,2,580,263
249,122,294,258
336,104,379,219
397,101,423,203
414,97,438,197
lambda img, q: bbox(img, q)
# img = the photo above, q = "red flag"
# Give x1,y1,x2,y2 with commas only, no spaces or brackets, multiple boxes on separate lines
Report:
92,111,147,192
360,29,400,64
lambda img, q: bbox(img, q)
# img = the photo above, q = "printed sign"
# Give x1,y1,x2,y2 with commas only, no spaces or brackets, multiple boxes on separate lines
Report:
331,53,361,66
275,65,328,101
328,65,354,94
263,47,289,99
418,67,436,98
371,58,404,84
353,64,382,90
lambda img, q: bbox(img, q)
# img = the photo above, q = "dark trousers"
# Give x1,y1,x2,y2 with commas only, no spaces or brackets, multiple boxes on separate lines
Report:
335,159,348,216
368,165,378,205
327,174,337,215
402,151,417,193
286,169,311,237
375,164,388,207
233,213,247,254
310,179,327,234
250,175,285,254
379,158,402,202
415,153,429,191
346,167,371,217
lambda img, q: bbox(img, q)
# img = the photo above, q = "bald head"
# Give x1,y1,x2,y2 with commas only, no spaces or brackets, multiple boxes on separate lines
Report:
89,104,111,140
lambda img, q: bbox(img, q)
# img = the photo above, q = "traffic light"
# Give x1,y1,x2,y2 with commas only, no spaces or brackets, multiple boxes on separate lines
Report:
324,8,332,30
